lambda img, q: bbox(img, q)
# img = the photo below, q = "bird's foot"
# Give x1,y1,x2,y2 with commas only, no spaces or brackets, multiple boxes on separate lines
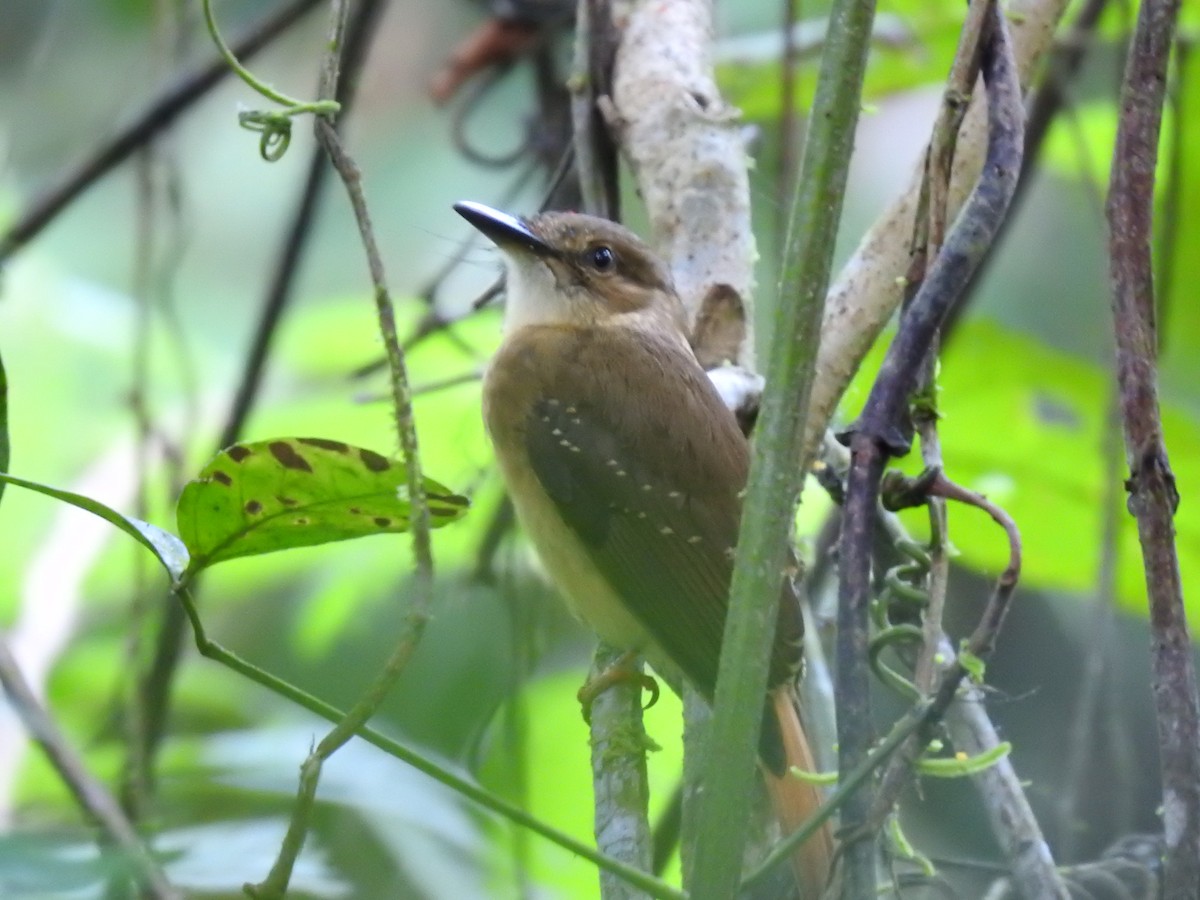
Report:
577,650,660,723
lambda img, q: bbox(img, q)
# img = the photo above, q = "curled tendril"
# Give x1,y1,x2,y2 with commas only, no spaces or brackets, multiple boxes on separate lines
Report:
239,110,294,162
872,539,932,630
869,624,925,701
204,0,340,163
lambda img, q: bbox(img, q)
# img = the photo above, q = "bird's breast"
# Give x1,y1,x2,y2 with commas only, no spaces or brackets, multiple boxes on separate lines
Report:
482,336,651,654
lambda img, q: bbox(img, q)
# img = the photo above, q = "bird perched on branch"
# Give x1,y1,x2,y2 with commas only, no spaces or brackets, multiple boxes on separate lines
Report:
456,200,834,896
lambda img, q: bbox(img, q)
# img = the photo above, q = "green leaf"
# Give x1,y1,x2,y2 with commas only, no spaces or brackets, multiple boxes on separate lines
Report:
176,438,469,572
0,471,189,582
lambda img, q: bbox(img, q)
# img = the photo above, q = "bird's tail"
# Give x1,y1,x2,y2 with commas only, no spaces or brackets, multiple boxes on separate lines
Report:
764,687,837,899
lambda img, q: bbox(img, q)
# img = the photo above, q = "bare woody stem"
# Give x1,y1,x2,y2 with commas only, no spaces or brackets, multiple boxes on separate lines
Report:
835,7,1023,893
1105,0,1200,896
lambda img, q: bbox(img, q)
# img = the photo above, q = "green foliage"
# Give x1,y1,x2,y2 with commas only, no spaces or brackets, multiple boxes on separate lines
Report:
4,1,1200,896
176,437,468,572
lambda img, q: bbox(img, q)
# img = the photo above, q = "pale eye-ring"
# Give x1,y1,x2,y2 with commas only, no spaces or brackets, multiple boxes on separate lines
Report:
586,245,616,271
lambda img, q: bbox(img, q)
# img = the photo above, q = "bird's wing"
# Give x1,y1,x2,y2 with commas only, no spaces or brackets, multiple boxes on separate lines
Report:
522,328,801,700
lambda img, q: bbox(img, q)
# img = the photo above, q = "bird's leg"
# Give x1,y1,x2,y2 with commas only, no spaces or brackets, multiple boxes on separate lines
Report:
577,649,660,722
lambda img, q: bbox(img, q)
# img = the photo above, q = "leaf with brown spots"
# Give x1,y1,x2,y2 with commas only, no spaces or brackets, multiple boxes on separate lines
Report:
177,437,469,572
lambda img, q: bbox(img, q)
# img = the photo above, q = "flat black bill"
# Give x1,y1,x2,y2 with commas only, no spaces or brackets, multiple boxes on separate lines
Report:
454,201,554,257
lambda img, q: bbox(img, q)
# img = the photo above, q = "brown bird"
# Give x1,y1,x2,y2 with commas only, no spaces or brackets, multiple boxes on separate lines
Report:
456,201,835,896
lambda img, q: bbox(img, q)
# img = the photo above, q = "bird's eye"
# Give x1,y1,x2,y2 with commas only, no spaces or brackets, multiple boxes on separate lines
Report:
586,245,616,272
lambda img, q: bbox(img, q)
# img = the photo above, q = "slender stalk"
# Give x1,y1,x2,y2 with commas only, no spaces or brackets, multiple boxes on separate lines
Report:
246,0,438,892
867,0,991,825
741,698,934,891
1105,0,1199,895
688,0,879,893
139,0,384,776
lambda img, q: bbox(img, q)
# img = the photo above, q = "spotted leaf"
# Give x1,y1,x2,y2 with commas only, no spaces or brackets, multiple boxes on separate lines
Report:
177,438,469,573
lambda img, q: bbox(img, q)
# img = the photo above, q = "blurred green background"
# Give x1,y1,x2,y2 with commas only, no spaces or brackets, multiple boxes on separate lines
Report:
0,0,1198,897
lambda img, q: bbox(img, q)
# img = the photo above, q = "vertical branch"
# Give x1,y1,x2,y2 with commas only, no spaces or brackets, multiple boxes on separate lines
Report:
589,645,655,900
571,0,619,218
775,0,802,244
945,687,1069,899
835,8,1023,893
245,0,438,893
865,0,992,824
1105,1,1199,896
609,0,757,349
688,0,881,894
608,1,763,884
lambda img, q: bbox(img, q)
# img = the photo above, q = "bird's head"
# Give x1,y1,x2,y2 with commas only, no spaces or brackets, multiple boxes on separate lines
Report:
455,201,686,336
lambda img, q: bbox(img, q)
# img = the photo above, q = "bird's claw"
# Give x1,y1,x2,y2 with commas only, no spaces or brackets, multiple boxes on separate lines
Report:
577,652,660,723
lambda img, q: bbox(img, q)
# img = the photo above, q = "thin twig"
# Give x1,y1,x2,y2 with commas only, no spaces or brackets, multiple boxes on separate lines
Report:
913,0,992,747
1106,0,1200,894
570,0,619,218
865,474,1069,899
925,0,992,260
139,0,385,775
945,683,1069,899
246,0,438,893
941,0,1112,341
774,0,802,244
924,474,1021,672
0,0,325,263
0,636,179,900
835,8,1023,892
800,0,1072,468
740,698,936,891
